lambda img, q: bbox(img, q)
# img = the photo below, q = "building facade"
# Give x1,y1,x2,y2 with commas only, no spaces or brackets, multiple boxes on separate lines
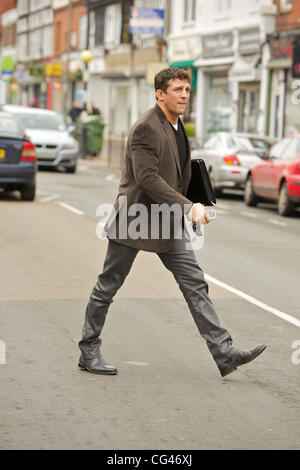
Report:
51,0,87,114
168,0,277,144
15,0,53,107
0,0,17,104
87,0,168,141
266,0,300,138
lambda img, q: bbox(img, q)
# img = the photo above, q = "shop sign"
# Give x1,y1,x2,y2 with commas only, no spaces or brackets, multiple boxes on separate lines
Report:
270,38,293,60
239,28,260,55
45,63,63,77
202,33,233,58
129,7,164,35
0,56,14,78
292,35,300,78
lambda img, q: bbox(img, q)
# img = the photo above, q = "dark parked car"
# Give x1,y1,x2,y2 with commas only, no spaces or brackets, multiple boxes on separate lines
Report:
0,111,37,201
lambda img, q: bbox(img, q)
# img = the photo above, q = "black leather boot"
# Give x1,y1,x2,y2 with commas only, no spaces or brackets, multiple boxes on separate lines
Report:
218,344,267,377
78,353,118,375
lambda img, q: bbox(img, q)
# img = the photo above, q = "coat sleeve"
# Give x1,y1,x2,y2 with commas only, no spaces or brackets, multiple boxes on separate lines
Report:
129,122,193,214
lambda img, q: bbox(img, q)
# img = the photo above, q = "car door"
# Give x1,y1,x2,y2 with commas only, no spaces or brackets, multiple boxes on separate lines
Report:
254,139,289,198
272,137,300,193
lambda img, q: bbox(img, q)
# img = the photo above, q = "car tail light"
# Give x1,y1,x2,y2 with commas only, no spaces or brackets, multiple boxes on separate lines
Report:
21,141,36,162
223,154,240,166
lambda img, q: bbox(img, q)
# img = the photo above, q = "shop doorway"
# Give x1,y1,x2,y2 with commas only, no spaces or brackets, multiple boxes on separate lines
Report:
238,83,260,133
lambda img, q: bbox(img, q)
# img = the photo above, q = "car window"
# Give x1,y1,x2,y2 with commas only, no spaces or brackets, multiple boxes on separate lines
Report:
227,136,253,150
269,139,290,159
204,135,218,149
0,115,23,138
280,138,300,160
12,112,67,131
248,138,269,150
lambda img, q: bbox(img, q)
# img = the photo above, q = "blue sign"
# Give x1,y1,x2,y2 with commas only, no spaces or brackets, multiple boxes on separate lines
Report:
130,7,164,35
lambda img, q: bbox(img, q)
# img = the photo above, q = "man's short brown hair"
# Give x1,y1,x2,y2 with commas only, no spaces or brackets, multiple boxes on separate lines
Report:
154,67,191,93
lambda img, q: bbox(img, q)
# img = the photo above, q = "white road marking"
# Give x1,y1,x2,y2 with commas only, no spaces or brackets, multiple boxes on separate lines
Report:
240,211,258,218
269,219,287,227
57,201,84,215
205,274,300,328
39,194,60,203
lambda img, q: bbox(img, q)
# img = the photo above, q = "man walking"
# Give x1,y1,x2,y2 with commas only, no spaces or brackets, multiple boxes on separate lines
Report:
78,68,266,377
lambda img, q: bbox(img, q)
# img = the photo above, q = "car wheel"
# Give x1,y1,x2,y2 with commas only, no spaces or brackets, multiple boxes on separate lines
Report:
20,182,35,201
244,175,258,207
66,164,77,174
209,169,222,198
278,182,294,216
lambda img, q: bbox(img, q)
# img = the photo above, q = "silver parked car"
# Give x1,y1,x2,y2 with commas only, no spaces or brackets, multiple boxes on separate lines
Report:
2,105,79,173
191,132,277,197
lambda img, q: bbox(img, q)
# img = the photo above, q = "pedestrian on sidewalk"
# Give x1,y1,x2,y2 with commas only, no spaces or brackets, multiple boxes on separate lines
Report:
78,67,266,377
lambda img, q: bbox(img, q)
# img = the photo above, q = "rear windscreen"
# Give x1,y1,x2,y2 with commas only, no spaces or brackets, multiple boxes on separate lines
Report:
0,116,23,138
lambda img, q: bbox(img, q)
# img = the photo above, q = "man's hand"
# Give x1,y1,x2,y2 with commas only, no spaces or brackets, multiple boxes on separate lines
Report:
188,203,210,225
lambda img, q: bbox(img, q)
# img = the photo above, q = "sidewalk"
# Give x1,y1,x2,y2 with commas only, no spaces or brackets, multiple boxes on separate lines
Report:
79,135,126,170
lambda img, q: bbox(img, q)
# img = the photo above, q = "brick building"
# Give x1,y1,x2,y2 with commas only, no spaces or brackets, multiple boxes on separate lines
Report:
0,0,17,103
49,0,87,113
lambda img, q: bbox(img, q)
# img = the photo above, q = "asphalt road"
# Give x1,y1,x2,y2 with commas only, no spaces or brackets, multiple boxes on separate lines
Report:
0,159,299,450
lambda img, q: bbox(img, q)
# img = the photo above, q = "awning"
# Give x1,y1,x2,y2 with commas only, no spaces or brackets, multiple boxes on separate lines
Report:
170,60,195,68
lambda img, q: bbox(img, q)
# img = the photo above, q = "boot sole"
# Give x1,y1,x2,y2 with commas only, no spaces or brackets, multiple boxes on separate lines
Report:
78,362,118,375
221,345,267,377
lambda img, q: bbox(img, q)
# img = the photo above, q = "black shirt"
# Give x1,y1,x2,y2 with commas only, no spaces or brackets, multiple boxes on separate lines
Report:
170,120,188,176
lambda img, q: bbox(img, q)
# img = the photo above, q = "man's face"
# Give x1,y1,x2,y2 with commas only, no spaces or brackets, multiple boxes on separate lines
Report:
157,79,191,116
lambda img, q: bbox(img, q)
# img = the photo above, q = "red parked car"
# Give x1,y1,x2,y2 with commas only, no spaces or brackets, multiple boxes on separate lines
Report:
244,135,300,216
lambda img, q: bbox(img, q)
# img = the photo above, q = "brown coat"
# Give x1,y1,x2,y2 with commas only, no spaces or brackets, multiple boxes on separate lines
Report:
106,104,193,252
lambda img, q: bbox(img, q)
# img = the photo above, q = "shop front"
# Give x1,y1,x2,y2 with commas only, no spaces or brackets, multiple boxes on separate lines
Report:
195,32,235,143
267,34,297,138
235,27,261,134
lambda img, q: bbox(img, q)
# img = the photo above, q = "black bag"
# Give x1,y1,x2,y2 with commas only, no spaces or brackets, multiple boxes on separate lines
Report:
186,159,216,206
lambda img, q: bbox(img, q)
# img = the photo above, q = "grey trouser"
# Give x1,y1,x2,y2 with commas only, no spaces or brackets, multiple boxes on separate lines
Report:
79,239,233,367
